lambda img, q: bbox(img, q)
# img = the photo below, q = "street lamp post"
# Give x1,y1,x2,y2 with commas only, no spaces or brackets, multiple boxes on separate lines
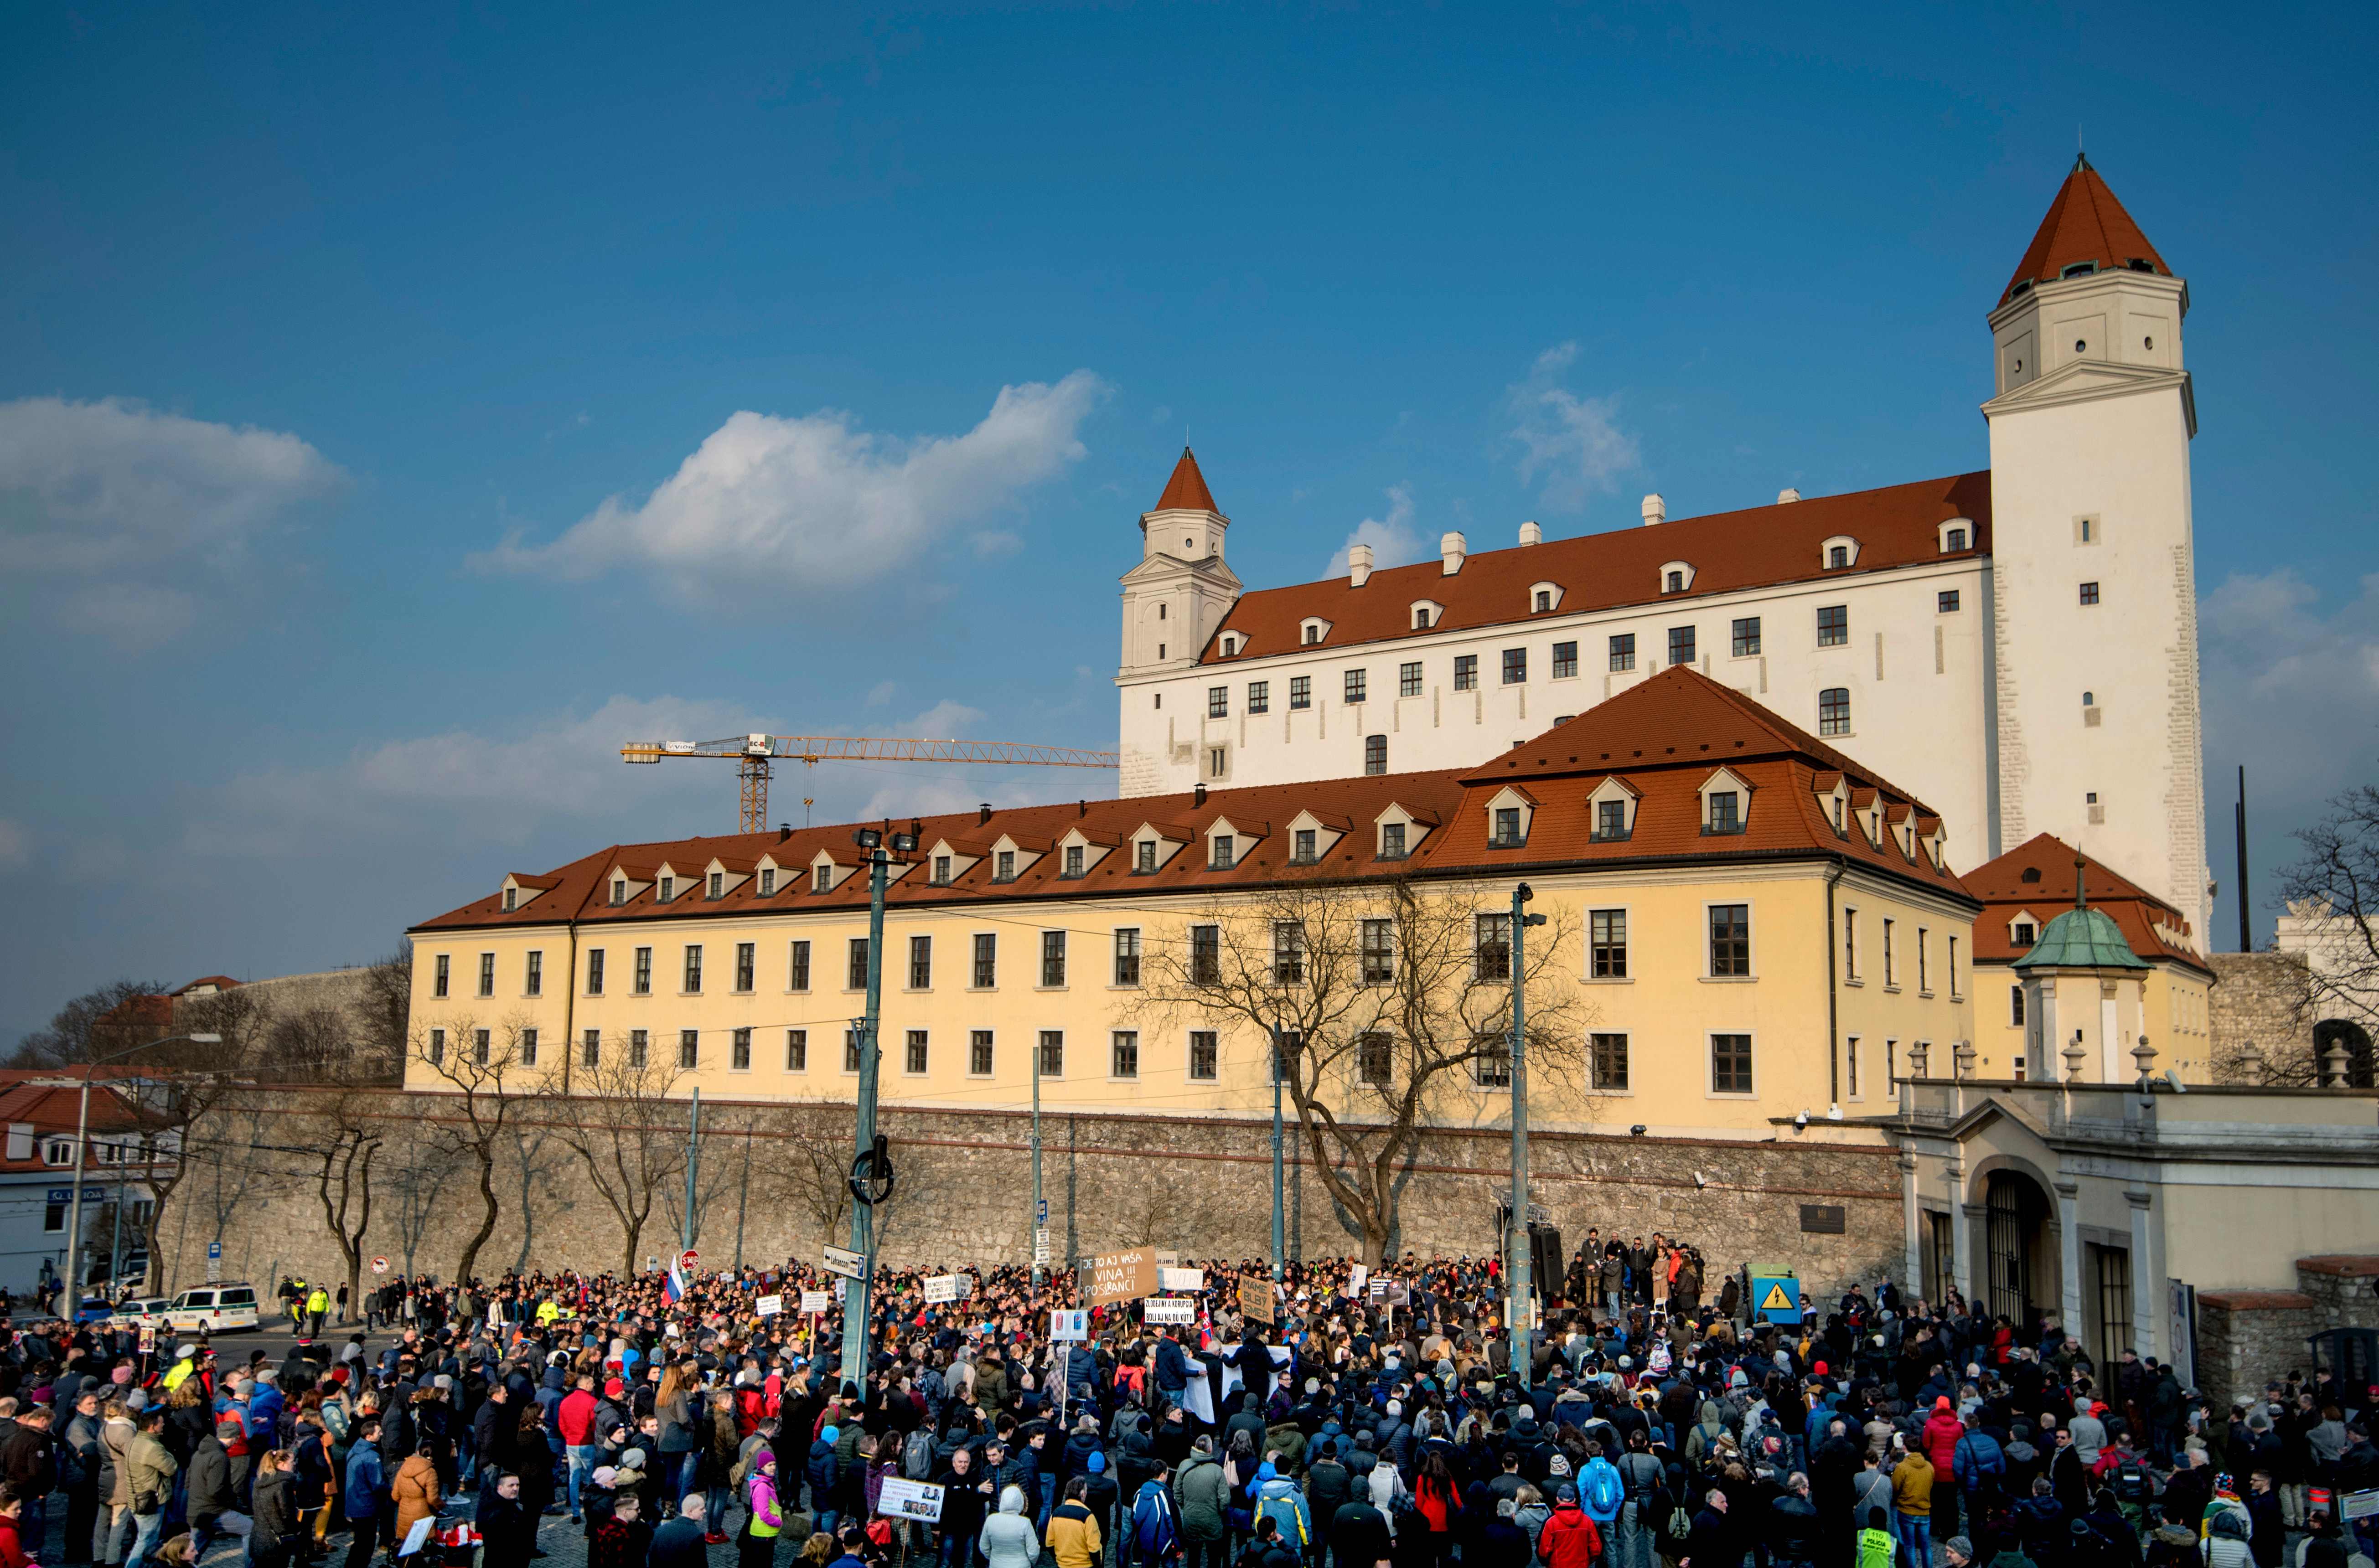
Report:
58,1032,220,1318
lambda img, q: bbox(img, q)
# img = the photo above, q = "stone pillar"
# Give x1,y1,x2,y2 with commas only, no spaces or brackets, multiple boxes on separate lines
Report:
2055,1178,2084,1346
1944,1161,1969,1304
2127,1189,2157,1362
1901,1153,1922,1296
1963,1201,1989,1310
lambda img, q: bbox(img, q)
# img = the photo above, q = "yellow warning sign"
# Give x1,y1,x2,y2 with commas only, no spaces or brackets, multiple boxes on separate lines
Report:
1759,1283,1794,1312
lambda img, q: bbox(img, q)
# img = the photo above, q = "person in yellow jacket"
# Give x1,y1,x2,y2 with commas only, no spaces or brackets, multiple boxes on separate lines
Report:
536,1298,562,1328
161,1344,200,1391
1045,1477,1103,1568
305,1284,329,1337
1890,1440,1935,1568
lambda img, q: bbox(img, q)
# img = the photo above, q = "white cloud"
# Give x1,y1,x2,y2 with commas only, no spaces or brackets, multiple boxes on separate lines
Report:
477,371,1108,595
864,680,900,707
906,699,984,739
1326,484,1429,578
0,396,341,574
2201,568,2379,821
1504,343,1639,512
57,583,198,652
0,820,26,869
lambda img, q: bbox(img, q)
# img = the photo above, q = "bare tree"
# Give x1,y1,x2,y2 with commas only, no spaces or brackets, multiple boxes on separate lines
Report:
543,1045,689,1277
751,1101,859,1248
259,1005,355,1083
10,980,170,1067
2266,785,2379,1087
132,987,263,1292
409,1014,533,1284
383,1124,460,1278
305,1091,383,1310
358,949,413,1082
510,1129,565,1277
658,1112,737,1264
1136,874,1586,1265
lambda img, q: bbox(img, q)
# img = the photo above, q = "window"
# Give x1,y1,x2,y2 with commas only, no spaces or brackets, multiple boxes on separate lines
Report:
969,1030,993,1076
42,1139,75,1167
1844,908,1859,980
1945,526,1968,552
1664,570,1684,593
1819,687,1851,735
1365,734,1387,775
1359,1032,1393,1085
1732,617,1762,657
1591,1033,1629,1091
1292,828,1317,862
1709,904,1751,976
1063,844,1085,878
813,864,832,893
611,879,627,907
1400,661,1423,697
1668,625,1695,665
42,1200,63,1233
1380,821,1407,859
759,867,775,896
633,947,653,995
729,1028,750,1071
1037,1031,1064,1078
786,1029,807,1071
1502,648,1527,685
1412,604,1433,628
932,855,951,885
2079,581,2100,605
1040,930,1066,986
843,1029,863,1073
1111,1031,1139,1079
1590,909,1628,978
1190,924,1221,983
1476,913,1513,980
1938,589,1960,613
502,886,517,912
1344,669,1367,704
1453,655,1479,691
847,938,869,990
1948,935,1960,998
521,1027,538,1066
1247,681,1269,714
1208,686,1228,718
1135,840,1157,873
1534,589,1552,612
1706,791,1742,834
707,871,724,900
994,850,1016,882
682,945,703,993
1272,921,1307,984
1711,1033,1754,1093
1289,676,1311,710
1360,918,1394,982
1593,799,1628,841
1491,807,1524,847
2012,920,2036,947
973,933,997,988
525,951,543,997
1552,640,1577,678
477,953,495,998
2010,984,2026,1026
629,1030,648,1069
1303,624,1320,645
429,1028,447,1066
1847,1037,1860,1097
1827,545,1848,569
658,875,675,903
1189,1029,1220,1080
1210,835,1234,869
905,1030,929,1074
909,934,932,989
1112,928,1141,985
1883,919,1897,986
788,940,811,990
735,942,755,992
678,1029,698,1069
1817,604,1848,647
1918,928,1929,993
1608,634,1635,671
1474,1032,1512,1087
581,1029,599,1068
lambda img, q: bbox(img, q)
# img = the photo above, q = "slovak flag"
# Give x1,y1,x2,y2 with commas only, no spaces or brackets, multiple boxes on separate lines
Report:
663,1261,687,1303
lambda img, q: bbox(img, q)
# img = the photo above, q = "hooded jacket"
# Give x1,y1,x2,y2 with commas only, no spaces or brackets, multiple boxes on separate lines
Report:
1177,1453,1231,1542
981,1485,1042,1568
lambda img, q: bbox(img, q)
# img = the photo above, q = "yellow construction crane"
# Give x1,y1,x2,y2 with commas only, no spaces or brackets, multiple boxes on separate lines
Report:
621,733,1121,833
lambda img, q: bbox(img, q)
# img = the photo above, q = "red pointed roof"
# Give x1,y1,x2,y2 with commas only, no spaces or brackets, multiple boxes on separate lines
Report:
1152,447,1218,513
2001,155,2171,306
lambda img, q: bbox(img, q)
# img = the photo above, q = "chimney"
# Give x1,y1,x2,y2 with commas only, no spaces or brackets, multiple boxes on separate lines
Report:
1518,520,1542,547
1348,542,1374,588
977,803,993,825
1194,782,1207,806
1440,531,1466,575
778,824,792,841
1640,493,1665,526
1776,487,1802,504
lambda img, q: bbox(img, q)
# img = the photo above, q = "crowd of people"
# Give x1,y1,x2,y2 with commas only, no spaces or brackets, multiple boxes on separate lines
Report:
0,1231,2367,1568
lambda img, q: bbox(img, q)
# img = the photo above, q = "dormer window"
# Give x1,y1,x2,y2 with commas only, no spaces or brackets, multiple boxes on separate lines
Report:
1659,560,1695,595
1062,845,1085,879
1491,807,1524,847
1820,535,1861,570
1594,799,1627,841
1946,528,1966,551
1706,792,1743,835
1665,571,1683,593
1300,618,1331,646
2013,921,2037,947
1135,841,1156,873
657,875,675,903
502,887,517,913
1828,546,1848,568
995,850,1017,883
2061,260,2097,279
1292,829,1317,864
1219,634,1241,656
1380,822,1407,860
1410,600,1442,630
1534,590,1551,612
1414,607,1431,628
933,855,952,885
813,864,831,894
611,879,627,906
1939,517,1973,553
1528,582,1564,615
759,867,776,896
1211,835,1235,869
707,872,724,900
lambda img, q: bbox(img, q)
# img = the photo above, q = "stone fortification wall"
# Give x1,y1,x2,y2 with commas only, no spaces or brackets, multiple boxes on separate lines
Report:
2208,952,2313,1075
156,1090,1903,1303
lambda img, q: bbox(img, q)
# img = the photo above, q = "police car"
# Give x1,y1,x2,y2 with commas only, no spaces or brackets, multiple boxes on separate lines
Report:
166,1282,261,1332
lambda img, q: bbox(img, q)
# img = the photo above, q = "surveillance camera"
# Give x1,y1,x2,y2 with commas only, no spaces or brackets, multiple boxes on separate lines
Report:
1793,1111,1809,1130
1629,1124,1648,1138
1692,1171,1709,1189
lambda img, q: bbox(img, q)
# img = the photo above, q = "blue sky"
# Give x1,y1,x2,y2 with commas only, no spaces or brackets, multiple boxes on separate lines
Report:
4,1,2374,1038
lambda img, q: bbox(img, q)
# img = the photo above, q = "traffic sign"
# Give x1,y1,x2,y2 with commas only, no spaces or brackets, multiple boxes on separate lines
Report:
206,1242,222,1284
1032,1227,1051,1265
822,1245,865,1279
678,1249,700,1274
1036,1197,1049,1224
370,1256,389,1275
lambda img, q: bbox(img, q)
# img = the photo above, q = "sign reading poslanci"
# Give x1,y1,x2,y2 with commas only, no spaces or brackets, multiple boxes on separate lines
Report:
1085,1248,1160,1307
1239,1273,1276,1325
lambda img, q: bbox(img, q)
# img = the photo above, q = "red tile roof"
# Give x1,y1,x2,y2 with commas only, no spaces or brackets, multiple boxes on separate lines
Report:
1201,472,1988,664
1965,832,2206,973
1153,447,1218,513
414,668,1971,938
2000,155,2171,306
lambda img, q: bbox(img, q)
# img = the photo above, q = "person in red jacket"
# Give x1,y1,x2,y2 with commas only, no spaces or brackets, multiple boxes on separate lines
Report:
1538,1485,1605,1568
0,1479,29,1568
1923,1397,1967,1540
559,1373,601,1522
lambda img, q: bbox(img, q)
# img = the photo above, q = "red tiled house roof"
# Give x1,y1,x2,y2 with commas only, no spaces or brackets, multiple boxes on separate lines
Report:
2000,155,2172,306
1152,447,1218,513
1965,832,2206,972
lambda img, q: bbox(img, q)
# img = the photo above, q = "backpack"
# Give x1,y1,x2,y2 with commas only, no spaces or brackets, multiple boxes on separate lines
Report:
1257,1489,1308,1547
1664,1502,1693,1542
2111,1461,2151,1504
903,1428,936,1481
1132,1480,1180,1561
1585,1463,1624,1518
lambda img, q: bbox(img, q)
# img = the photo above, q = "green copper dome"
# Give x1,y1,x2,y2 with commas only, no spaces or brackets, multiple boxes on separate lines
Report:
2012,905,2147,970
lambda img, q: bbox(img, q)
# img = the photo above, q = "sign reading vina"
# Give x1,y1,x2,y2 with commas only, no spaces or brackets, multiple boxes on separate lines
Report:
1082,1248,1159,1308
